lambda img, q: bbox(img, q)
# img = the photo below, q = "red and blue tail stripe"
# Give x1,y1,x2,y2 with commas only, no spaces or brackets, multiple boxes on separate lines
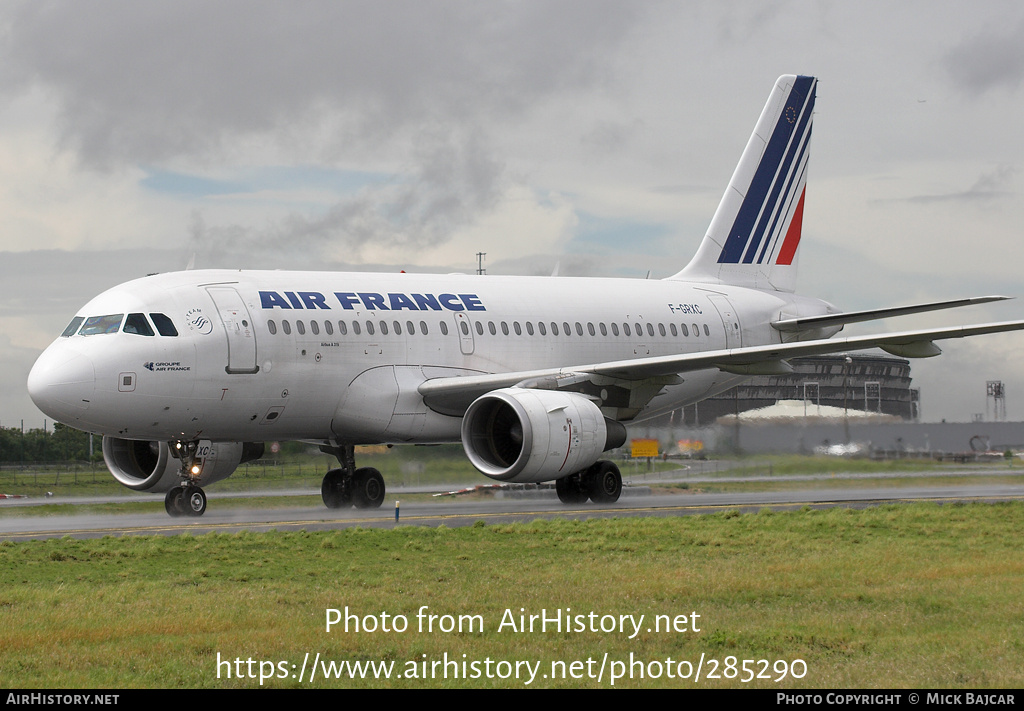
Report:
717,75,816,266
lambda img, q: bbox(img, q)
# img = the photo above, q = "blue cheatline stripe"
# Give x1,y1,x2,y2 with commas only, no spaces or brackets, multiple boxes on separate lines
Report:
717,76,816,264
740,76,816,264
755,125,812,264
749,94,814,264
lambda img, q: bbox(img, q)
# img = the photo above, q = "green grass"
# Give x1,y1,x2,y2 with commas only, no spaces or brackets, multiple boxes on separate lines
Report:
1,502,1022,688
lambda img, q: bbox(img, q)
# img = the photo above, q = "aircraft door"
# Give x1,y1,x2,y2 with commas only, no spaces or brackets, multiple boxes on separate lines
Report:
454,312,475,355
206,287,259,374
707,294,742,349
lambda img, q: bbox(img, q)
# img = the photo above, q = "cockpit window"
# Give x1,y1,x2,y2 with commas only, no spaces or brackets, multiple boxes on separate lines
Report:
123,313,155,336
150,313,178,337
61,316,85,337
79,314,124,336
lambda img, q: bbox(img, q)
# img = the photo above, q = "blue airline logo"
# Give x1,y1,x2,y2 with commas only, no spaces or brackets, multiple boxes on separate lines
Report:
259,290,486,312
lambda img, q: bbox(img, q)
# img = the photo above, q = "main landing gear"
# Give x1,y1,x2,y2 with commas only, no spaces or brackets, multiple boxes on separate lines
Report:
555,460,622,505
319,443,386,510
164,441,209,517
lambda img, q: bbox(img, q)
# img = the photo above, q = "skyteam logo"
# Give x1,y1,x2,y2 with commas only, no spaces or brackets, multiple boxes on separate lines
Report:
186,308,214,335
718,75,815,267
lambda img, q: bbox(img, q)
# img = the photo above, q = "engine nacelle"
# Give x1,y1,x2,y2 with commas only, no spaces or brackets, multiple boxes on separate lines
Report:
461,388,626,483
102,437,264,492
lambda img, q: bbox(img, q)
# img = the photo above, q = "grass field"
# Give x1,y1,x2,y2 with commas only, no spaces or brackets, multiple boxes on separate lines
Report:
1,502,1022,688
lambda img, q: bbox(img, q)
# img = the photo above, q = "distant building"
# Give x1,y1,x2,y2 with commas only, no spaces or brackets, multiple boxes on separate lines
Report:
670,352,919,427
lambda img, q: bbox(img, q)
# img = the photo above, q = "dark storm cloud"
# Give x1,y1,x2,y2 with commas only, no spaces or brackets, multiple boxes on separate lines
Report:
0,0,642,167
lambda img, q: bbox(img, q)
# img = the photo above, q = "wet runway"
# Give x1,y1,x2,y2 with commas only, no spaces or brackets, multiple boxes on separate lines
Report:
3,478,1023,541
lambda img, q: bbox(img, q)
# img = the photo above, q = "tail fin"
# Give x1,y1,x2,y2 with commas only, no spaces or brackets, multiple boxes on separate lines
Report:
671,74,817,292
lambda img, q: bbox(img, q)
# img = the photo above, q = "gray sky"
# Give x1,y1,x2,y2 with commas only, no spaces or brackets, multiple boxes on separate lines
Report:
2,0,1024,427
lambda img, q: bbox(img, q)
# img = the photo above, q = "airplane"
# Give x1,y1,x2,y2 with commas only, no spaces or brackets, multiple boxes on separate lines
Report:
27,74,1024,517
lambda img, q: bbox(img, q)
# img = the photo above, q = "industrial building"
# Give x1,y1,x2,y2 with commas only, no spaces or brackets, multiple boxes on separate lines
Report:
671,352,919,426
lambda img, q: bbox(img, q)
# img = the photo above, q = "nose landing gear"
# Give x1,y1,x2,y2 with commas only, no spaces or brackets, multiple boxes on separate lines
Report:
163,441,209,517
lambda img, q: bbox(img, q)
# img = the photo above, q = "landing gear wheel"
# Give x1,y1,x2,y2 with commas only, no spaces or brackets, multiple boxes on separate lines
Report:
183,486,207,516
352,467,385,509
164,488,185,517
587,461,622,504
555,474,589,504
321,468,352,509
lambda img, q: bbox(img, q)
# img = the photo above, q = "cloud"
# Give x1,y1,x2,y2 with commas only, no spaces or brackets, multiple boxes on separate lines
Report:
188,127,507,264
902,164,1017,204
942,18,1024,95
0,1,643,168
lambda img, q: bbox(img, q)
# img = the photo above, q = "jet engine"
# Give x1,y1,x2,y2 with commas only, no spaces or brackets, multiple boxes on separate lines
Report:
102,437,264,492
461,388,627,483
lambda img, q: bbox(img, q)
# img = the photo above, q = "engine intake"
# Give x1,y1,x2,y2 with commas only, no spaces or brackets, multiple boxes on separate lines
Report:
461,388,625,483
102,437,264,492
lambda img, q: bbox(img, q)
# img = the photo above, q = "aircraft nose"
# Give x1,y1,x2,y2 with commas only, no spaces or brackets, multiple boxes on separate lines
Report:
27,344,96,419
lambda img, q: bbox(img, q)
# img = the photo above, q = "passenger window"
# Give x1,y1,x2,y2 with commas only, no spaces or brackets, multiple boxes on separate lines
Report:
311,320,320,335
563,322,571,336
681,323,689,337
670,323,678,337
501,322,509,336
514,322,522,336
297,321,306,335
704,324,711,337
339,321,348,335
658,323,666,337
526,322,534,336
575,322,583,336
325,320,334,335
407,321,415,335
393,321,402,335
587,323,596,336
61,316,84,337
475,321,484,336
611,323,619,336
80,314,124,336
352,321,361,335
379,321,388,335
420,321,429,335
150,313,178,337
692,323,699,336
539,322,547,336
460,321,469,335
282,320,292,335
646,323,654,337
124,313,155,336
366,321,375,336
551,322,559,336
599,323,607,337
438,322,446,335
268,320,278,335
623,323,631,337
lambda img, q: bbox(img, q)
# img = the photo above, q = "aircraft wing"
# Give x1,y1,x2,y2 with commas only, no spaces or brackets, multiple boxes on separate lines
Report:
771,295,1010,332
419,320,1024,416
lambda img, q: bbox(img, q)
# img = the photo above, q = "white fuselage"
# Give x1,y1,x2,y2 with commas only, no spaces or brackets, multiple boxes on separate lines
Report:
28,269,834,444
